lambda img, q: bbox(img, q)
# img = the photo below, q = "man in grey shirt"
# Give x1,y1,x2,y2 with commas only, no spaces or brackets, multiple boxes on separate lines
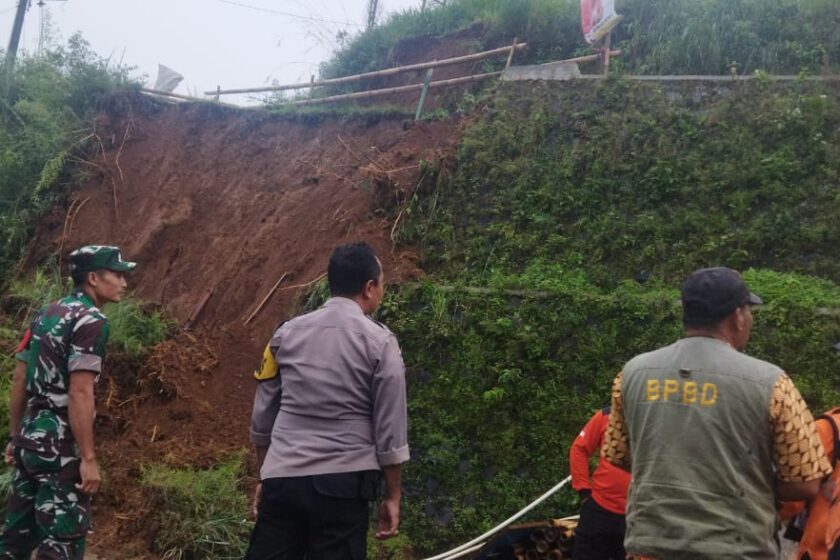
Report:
246,242,409,560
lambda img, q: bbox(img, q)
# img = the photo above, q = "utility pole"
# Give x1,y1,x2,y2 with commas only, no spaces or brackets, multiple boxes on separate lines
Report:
37,0,45,56
6,0,30,73
366,0,380,29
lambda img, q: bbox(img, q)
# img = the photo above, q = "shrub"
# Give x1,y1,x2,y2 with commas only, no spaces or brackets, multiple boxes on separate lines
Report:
102,299,170,359
0,34,137,286
7,268,170,358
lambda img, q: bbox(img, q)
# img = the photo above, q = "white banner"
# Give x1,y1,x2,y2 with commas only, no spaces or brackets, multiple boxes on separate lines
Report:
154,64,184,93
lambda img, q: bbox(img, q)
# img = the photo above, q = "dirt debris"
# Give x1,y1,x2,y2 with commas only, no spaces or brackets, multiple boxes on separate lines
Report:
25,93,464,557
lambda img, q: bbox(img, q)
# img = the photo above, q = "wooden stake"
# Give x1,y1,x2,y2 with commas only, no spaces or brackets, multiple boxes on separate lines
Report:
505,36,519,69
244,272,289,325
603,33,612,76
183,287,215,330
415,68,434,120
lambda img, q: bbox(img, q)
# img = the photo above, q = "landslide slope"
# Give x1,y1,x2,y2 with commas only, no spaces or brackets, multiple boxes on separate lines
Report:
27,93,463,555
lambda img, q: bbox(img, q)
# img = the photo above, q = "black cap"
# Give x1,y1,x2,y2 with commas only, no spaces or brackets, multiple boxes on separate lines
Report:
681,267,763,324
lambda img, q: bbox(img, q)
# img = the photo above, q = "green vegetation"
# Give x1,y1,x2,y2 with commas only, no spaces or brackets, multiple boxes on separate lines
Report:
5,267,170,360
371,77,840,554
375,275,840,554
0,3,838,558
140,456,252,560
103,299,170,359
0,34,137,287
401,80,840,287
0,268,170,442
323,0,840,81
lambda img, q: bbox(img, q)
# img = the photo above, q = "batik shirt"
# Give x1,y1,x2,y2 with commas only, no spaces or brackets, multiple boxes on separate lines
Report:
15,291,109,457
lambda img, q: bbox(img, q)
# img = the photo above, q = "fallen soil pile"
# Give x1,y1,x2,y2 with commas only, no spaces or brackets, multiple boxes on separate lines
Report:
26,92,463,555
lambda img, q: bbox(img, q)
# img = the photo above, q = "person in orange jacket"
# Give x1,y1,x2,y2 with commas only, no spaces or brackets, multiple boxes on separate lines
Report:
783,407,840,560
569,406,631,560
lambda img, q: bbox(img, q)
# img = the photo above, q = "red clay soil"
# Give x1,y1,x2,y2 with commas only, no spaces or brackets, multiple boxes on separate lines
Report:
27,92,464,557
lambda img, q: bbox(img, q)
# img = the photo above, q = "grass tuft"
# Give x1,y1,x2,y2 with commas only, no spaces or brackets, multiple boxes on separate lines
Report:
140,456,252,560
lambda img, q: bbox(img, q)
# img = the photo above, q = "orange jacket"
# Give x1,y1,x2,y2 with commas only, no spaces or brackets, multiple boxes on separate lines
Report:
570,407,631,515
794,408,839,560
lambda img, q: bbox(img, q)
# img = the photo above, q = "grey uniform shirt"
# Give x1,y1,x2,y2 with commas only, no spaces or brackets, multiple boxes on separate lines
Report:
251,297,410,480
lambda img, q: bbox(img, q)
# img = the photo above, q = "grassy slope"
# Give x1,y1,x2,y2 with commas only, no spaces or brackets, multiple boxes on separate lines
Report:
322,0,840,80
315,1,840,555
381,67,840,557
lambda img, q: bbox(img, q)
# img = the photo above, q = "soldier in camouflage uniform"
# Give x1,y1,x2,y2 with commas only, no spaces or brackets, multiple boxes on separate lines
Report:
0,246,135,560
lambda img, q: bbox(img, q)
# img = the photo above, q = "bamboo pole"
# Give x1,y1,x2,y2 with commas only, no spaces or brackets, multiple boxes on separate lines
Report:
244,272,289,325
205,42,527,96
415,68,435,120
183,287,215,330
140,88,203,102
510,521,553,530
505,36,519,69
280,272,327,292
603,33,612,76
563,49,621,65
289,71,502,107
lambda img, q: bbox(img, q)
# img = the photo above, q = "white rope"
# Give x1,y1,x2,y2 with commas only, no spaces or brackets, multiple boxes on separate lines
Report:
422,475,573,560
439,542,486,560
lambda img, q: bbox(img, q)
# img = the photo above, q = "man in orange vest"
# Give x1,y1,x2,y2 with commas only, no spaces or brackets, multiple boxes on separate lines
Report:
570,406,631,559
786,407,840,560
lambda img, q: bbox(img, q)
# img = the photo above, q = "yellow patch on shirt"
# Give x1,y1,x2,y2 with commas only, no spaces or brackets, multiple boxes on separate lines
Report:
254,343,278,381
646,379,718,406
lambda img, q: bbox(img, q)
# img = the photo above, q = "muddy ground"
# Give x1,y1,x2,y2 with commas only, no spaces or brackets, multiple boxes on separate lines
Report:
24,92,464,556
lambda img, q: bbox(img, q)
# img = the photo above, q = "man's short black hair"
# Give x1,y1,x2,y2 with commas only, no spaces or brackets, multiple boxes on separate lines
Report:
71,270,88,289
328,242,381,297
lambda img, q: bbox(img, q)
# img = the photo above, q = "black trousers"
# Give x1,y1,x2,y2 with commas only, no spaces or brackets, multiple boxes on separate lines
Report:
572,497,626,560
245,474,374,560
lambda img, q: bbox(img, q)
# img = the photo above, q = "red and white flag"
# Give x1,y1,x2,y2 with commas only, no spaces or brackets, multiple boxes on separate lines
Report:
581,0,621,44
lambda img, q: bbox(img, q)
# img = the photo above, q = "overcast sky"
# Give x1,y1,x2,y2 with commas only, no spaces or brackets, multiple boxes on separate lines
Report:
0,0,422,103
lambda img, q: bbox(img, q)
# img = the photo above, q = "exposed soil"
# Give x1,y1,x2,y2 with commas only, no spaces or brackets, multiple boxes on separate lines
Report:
26,92,464,557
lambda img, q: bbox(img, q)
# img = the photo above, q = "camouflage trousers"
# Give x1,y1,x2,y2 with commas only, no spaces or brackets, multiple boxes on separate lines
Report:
0,448,90,560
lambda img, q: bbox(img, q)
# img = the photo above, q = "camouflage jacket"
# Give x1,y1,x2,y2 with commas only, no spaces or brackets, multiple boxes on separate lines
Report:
15,291,109,457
